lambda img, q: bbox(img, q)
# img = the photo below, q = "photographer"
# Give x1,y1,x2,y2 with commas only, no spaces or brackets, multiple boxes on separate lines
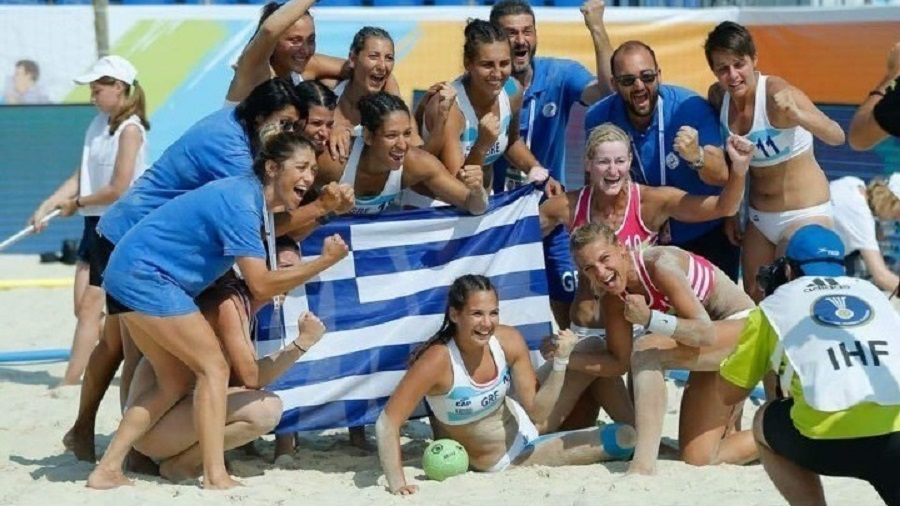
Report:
717,224,900,506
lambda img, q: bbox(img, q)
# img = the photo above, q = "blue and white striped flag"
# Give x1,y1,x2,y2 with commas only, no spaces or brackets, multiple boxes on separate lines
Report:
257,185,553,433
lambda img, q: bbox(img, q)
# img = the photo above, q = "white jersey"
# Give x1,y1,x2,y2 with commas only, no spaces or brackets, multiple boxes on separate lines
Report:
78,113,147,217
425,336,511,426
338,136,402,215
761,276,900,412
720,74,814,168
830,176,880,254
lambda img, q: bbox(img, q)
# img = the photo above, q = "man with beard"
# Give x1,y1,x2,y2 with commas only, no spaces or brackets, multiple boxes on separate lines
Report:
489,0,613,328
583,39,739,282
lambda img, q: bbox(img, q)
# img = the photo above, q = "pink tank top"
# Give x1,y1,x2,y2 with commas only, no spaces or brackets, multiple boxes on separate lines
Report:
630,249,716,314
571,183,657,250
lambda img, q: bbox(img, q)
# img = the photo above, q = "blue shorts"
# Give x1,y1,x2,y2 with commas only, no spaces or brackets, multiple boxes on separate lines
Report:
103,264,199,318
543,226,577,303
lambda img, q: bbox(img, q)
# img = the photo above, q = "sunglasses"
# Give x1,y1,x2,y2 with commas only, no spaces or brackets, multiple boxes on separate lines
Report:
614,70,659,87
278,118,303,133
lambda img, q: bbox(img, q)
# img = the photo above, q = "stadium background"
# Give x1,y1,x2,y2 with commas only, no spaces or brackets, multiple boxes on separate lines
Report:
0,4,898,260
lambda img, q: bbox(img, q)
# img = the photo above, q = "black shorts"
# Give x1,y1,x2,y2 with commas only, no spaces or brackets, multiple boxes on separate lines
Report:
763,398,900,505
77,216,101,264
89,234,116,288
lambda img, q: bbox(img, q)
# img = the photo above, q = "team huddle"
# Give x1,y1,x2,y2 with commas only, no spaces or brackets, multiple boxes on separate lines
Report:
28,0,900,503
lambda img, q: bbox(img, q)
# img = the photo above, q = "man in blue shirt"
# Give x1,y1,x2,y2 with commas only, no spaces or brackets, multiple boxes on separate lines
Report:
490,0,612,327
583,39,740,281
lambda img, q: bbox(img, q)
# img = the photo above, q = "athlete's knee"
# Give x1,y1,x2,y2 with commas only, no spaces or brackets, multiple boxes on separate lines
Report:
248,393,284,433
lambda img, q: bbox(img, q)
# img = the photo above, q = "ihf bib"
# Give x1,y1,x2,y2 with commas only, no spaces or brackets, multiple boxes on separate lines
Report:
761,276,900,412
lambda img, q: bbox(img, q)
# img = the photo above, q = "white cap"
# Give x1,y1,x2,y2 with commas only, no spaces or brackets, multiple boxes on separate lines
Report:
889,172,900,201
74,55,137,85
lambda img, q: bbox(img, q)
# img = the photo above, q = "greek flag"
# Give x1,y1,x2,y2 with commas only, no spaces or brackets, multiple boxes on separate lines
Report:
256,185,553,433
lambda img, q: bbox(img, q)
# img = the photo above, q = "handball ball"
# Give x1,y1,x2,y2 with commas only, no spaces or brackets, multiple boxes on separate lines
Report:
422,439,469,481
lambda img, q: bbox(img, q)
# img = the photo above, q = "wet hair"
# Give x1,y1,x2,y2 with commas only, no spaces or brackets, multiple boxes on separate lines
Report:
867,179,900,220
349,26,394,56
409,275,497,364
294,79,337,118
94,75,150,135
15,59,40,80
610,40,658,76
488,0,535,26
463,18,510,64
585,123,632,164
251,124,315,184
569,222,620,255
235,78,299,154
703,21,756,69
358,91,409,133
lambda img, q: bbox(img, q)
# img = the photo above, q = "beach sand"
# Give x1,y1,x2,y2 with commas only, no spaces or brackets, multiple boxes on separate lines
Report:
0,255,885,505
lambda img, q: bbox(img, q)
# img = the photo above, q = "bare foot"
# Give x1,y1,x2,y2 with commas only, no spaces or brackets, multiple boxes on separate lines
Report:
202,473,242,490
125,449,159,476
86,466,133,489
625,463,656,476
348,426,371,451
63,426,97,462
159,456,201,484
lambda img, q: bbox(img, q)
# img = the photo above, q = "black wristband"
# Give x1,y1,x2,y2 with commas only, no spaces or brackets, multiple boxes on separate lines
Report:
291,340,308,353
869,90,886,98
317,211,338,225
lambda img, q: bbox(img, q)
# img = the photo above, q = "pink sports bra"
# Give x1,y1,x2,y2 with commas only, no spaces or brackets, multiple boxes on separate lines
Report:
630,248,716,314
571,182,657,249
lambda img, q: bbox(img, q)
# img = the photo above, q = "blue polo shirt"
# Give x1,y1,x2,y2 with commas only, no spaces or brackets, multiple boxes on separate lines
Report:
98,107,253,245
583,84,724,244
493,56,594,192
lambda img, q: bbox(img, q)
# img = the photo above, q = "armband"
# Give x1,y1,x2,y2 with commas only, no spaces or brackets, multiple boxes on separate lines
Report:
869,89,886,98
317,211,338,225
646,310,677,337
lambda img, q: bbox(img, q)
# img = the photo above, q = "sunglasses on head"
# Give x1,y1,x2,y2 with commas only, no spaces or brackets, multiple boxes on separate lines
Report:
614,70,659,87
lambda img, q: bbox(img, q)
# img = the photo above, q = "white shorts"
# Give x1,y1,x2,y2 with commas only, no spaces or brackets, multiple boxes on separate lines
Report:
484,398,540,473
570,324,646,344
748,203,833,244
726,308,754,320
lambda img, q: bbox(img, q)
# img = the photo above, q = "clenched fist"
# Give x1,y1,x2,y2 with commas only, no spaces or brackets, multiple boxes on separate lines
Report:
622,293,651,326
673,126,702,165
458,164,484,190
321,234,349,263
318,182,356,215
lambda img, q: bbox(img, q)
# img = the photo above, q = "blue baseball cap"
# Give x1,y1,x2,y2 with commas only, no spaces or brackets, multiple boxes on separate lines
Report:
785,224,846,277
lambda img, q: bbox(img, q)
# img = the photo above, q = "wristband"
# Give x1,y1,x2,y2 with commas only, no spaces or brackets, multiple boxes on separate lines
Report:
317,211,338,225
646,309,677,337
552,356,569,372
869,90,886,98
291,341,308,353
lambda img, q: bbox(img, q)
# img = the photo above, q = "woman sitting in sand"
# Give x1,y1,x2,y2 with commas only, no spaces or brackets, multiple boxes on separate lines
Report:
569,222,757,475
375,275,636,496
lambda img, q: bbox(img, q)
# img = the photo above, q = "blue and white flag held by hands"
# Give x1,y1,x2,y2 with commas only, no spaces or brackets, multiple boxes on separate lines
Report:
257,185,553,433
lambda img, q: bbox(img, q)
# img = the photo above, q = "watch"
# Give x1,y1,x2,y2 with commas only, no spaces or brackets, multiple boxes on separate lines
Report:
689,149,705,170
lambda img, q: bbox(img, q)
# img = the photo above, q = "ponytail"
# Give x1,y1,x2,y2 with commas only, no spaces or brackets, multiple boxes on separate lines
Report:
100,76,150,135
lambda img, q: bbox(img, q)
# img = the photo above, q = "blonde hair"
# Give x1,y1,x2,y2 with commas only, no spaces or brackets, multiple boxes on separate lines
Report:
584,122,632,164
569,221,620,255
96,76,150,135
867,179,900,220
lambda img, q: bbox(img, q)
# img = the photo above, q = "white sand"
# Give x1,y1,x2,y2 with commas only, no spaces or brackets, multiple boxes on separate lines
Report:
0,255,885,505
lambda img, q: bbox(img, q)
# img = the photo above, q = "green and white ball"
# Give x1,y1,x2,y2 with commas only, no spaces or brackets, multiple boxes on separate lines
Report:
422,439,469,481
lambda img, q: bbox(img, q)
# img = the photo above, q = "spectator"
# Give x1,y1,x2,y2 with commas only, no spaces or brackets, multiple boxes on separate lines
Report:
849,41,900,150
4,59,50,105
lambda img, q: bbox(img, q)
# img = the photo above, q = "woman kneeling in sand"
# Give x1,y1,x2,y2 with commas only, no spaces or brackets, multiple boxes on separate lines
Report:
570,222,758,475
376,275,636,495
